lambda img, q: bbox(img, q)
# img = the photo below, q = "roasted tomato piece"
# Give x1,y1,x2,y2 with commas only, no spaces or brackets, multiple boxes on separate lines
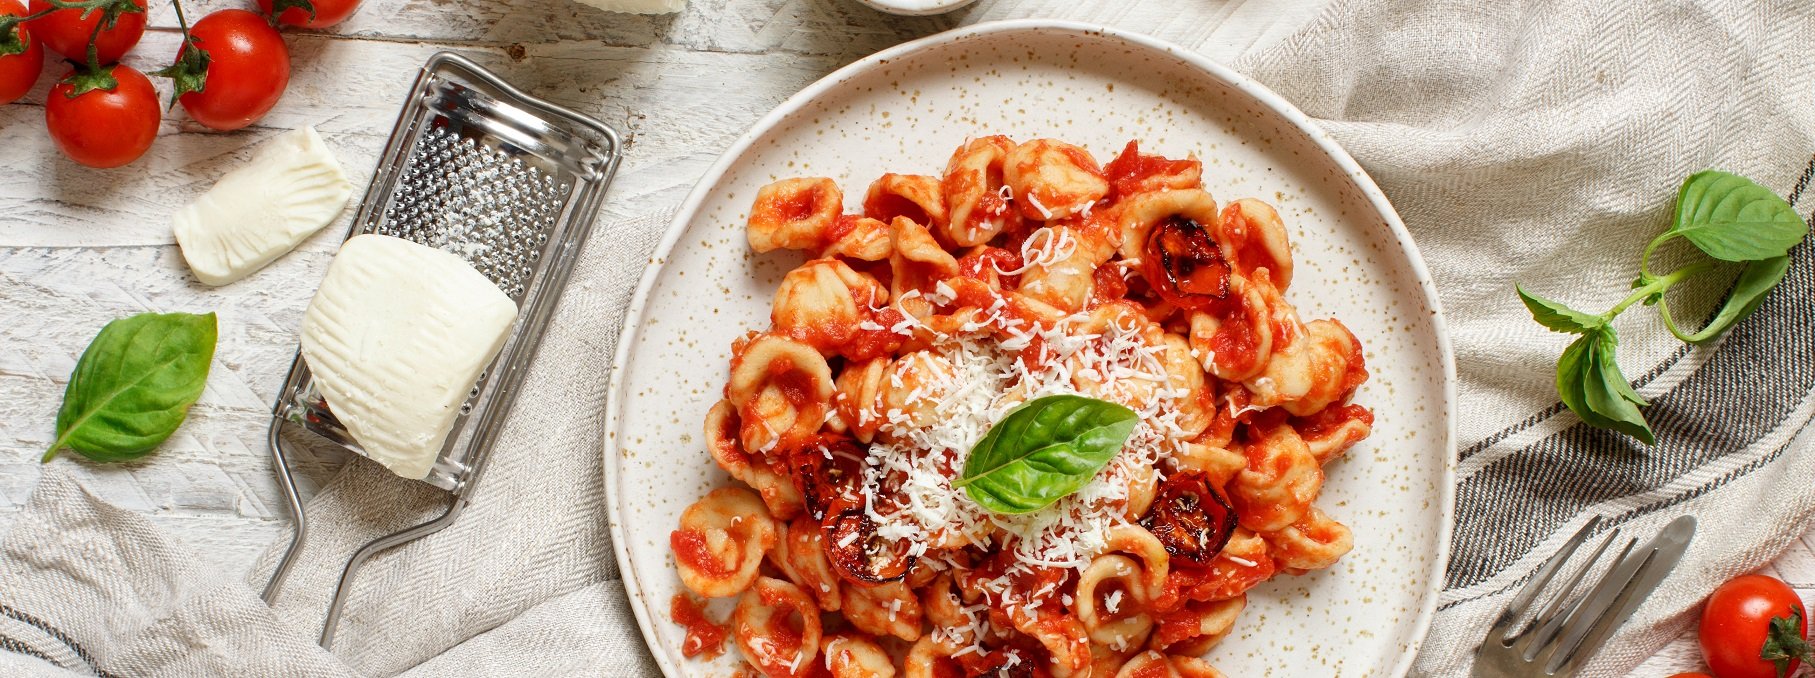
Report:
822,510,914,584
1140,471,1238,566
1144,215,1231,310
788,436,869,520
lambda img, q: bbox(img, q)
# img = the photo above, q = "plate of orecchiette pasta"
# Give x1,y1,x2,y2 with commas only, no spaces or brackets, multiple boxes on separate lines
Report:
605,20,1457,678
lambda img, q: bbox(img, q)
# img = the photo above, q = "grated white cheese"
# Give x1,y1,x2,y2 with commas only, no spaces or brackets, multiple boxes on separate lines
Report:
856,301,1193,606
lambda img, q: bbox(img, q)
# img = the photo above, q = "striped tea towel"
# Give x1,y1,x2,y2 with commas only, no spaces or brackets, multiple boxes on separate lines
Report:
1237,0,1815,674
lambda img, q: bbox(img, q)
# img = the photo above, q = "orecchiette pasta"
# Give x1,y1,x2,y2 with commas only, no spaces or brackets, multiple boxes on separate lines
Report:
941,135,1018,247
865,173,948,230
749,177,844,253
673,487,778,599
727,333,836,454
1006,139,1110,221
734,577,823,677
677,137,1372,676
1227,419,1322,533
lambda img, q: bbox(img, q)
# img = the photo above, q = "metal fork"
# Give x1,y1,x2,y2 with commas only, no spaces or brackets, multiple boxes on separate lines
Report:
1472,514,1696,677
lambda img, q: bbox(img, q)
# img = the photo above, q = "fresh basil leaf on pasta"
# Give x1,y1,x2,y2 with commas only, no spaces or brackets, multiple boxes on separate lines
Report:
954,394,1139,515
44,312,217,463
1669,170,1807,262
1518,285,1604,334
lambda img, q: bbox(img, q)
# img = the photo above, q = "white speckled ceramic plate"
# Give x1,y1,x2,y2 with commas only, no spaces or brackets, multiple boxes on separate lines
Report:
605,20,1456,677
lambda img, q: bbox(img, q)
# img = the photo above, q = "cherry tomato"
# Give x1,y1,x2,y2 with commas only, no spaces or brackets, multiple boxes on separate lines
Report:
821,509,913,584
1699,574,1813,678
1143,214,1232,311
1140,471,1238,566
256,0,361,30
176,9,289,131
27,0,145,65
1667,674,1715,678
0,0,42,104
44,65,159,168
789,438,869,522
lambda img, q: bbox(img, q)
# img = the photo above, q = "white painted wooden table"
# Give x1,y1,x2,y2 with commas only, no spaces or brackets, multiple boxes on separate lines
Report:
0,0,1806,673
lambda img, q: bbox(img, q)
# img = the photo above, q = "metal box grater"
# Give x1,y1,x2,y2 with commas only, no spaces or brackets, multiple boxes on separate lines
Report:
261,52,622,647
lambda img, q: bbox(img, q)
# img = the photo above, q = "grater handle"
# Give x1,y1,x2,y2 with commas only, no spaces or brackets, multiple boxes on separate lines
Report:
263,378,312,603
319,498,467,648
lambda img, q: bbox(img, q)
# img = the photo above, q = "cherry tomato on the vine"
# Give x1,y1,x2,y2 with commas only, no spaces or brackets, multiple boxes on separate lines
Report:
0,0,42,104
45,65,159,168
1699,574,1814,678
256,0,362,30
174,9,289,131
27,0,145,65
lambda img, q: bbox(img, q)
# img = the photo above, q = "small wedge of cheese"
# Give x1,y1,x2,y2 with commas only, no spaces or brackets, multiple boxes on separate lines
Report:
300,234,518,480
174,126,353,286
570,0,683,14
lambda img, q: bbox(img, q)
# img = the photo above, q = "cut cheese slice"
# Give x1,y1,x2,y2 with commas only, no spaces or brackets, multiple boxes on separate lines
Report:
299,234,518,480
174,126,353,286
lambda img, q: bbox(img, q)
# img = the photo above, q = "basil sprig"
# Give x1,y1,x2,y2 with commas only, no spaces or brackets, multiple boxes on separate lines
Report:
44,312,217,463
1517,170,1807,444
954,394,1139,514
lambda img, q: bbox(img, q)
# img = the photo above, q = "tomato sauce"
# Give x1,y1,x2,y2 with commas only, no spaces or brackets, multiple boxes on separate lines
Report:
865,186,931,227
670,528,734,579
842,306,906,362
1103,140,1200,200
670,593,727,659
957,247,1023,287
1088,264,1129,307
749,585,809,676
1204,303,1260,373
822,213,862,248
1295,403,1374,440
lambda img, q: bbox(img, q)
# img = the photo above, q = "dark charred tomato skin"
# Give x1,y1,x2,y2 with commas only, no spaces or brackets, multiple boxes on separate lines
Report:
1144,215,1232,311
788,436,867,521
45,66,160,168
178,9,290,131
0,0,41,105
28,0,145,64
1699,574,1811,678
822,509,913,584
257,0,363,29
1140,471,1237,566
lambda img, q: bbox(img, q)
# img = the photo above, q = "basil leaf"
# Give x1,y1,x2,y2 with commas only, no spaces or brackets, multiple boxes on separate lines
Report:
1660,255,1792,344
1583,329,1654,444
1670,170,1807,262
1556,328,1655,444
955,394,1139,515
45,312,217,463
1555,333,1596,430
1518,285,1605,334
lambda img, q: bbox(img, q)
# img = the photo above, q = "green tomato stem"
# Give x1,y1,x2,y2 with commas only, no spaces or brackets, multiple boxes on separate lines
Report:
1603,262,1712,320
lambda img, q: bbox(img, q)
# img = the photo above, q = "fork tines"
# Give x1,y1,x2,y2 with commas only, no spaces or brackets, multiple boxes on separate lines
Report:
1472,514,1696,678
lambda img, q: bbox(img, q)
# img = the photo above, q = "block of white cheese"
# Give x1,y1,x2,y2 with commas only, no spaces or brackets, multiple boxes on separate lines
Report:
299,234,519,480
174,126,353,286
570,0,683,14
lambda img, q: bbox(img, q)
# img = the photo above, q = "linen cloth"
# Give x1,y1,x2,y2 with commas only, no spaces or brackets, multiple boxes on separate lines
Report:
1237,0,1815,674
3,2,1815,677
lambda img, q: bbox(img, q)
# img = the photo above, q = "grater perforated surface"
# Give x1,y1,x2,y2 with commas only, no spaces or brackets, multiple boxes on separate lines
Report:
375,126,569,300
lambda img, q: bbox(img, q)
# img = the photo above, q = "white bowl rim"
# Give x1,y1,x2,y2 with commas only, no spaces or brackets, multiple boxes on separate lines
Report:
853,0,978,17
601,18,1460,677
